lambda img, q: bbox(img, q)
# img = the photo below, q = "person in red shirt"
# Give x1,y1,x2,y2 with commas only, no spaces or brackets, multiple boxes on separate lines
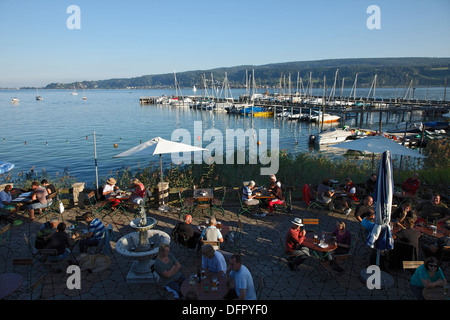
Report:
285,218,310,270
401,172,420,197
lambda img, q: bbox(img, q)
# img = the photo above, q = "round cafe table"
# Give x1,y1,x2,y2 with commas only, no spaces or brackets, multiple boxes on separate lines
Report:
181,272,228,300
423,286,449,300
0,273,24,299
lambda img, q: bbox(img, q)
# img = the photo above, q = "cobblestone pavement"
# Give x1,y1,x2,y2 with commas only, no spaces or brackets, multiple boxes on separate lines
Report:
1,200,448,301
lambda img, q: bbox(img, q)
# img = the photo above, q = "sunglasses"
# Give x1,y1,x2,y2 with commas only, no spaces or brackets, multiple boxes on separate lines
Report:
428,264,437,268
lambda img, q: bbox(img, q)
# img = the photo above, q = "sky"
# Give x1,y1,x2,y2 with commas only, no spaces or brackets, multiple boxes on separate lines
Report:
0,0,449,87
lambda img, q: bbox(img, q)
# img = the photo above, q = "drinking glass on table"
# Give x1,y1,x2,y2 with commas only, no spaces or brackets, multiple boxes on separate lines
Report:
212,275,218,290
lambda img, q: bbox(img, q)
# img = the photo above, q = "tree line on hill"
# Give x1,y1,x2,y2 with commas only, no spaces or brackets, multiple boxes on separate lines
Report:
44,57,450,90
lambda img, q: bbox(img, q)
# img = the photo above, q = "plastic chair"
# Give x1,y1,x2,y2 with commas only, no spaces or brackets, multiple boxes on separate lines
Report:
40,191,59,220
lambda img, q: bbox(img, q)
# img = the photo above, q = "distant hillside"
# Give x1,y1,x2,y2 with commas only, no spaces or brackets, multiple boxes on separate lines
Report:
44,57,450,90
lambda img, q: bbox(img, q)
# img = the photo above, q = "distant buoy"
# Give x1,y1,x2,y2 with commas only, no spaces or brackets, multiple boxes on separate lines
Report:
257,141,261,146
114,143,118,149
197,136,201,141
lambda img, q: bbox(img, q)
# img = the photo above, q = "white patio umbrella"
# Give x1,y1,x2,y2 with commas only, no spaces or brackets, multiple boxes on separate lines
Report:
328,135,426,158
113,137,207,212
360,151,395,290
0,161,15,175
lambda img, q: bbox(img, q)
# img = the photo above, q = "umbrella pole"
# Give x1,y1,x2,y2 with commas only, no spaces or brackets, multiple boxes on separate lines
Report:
158,154,168,212
93,131,99,191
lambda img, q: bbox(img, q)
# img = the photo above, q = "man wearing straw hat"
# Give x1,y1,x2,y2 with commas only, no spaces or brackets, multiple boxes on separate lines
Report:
102,178,118,200
285,218,310,271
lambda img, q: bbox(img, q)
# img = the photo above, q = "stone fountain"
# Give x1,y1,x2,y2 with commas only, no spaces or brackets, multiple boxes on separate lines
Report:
116,206,170,284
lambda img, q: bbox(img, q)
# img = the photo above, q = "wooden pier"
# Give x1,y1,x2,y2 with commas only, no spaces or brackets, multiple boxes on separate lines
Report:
140,94,450,125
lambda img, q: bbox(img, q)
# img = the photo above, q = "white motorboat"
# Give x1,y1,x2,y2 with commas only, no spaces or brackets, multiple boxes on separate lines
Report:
309,127,376,145
277,111,291,118
11,97,19,104
310,113,340,123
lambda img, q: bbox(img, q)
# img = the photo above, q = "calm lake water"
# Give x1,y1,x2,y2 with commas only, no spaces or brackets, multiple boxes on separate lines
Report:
0,87,447,186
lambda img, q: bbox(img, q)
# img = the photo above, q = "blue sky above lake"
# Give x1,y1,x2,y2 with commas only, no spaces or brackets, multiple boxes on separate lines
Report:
0,0,449,87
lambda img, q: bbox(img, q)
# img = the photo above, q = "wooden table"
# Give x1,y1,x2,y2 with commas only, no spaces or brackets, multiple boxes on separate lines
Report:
193,189,213,215
0,273,24,299
181,272,228,300
303,232,338,260
392,223,448,239
423,286,449,300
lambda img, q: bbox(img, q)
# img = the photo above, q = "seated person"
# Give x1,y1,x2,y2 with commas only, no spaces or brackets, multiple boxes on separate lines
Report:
317,179,335,209
361,211,376,233
410,256,447,300
0,184,22,214
389,217,421,268
340,178,358,216
41,179,56,198
102,178,119,200
285,218,310,270
77,212,106,253
400,172,420,197
416,193,449,223
45,222,74,262
242,181,261,215
269,174,282,189
200,217,224,250
27,181,49,221
267,180,285,215
392,202,416,225
154,243,185,299
354,196,374,223
225,254,257,300
324,221,351,273
365,174,377,195
422,235,450,259
171,214,200,249
129,178,146,205
201,244,227,276
35,218,60,249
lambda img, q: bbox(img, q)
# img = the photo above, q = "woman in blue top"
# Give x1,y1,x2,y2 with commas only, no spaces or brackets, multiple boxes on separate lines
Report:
410,256,447,300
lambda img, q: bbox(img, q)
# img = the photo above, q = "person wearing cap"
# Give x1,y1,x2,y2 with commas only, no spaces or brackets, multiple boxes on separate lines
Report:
102,178,119,200
285,218,310,270
171,214,200,249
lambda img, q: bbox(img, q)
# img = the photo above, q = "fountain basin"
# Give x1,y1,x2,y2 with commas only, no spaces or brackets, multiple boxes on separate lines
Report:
116,229,170,284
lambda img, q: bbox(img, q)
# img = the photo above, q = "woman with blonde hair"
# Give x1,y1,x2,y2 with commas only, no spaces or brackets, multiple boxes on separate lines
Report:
130,178,146,205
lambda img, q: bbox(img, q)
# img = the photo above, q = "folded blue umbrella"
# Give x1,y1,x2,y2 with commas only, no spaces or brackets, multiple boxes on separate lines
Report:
0,161,15,174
